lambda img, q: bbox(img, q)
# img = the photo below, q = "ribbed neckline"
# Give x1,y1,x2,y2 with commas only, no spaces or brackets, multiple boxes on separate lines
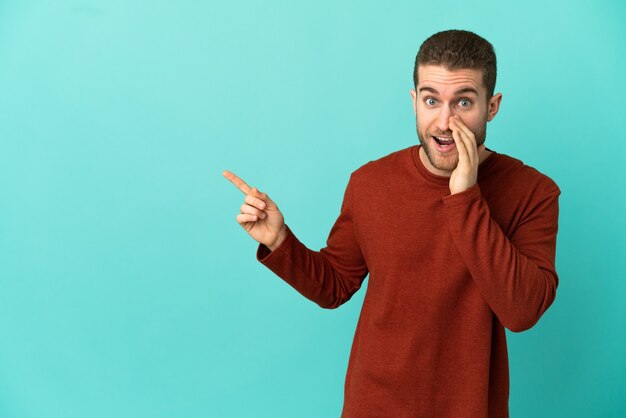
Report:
411,145,499,186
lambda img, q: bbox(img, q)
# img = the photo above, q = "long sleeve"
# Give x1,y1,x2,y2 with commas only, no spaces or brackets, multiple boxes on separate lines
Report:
256,175,369,309
442,183,561,332
248,146,560,416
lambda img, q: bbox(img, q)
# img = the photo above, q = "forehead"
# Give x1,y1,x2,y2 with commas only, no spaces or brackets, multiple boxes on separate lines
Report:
417,65,485,96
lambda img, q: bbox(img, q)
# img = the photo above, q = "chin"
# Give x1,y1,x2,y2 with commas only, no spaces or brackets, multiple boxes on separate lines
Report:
421,141,459,172
433,156,458,172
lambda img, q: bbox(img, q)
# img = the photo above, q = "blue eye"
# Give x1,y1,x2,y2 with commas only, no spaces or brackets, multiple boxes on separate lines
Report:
425,98,437,106
459,99,471,107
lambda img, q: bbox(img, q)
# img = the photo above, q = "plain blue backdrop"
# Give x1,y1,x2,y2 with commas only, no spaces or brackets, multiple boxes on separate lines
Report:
0,0,625,417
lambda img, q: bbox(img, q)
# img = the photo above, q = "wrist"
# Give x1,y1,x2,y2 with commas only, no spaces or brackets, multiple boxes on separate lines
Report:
267,224,287,252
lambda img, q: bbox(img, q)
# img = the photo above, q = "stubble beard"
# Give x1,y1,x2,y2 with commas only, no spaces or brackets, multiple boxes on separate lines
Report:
416,118,488,172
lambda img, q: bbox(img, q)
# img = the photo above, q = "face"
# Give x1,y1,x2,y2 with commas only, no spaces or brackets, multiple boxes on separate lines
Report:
410,65,502,174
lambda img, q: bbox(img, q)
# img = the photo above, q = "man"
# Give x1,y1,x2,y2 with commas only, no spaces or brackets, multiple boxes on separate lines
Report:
224,29,560,417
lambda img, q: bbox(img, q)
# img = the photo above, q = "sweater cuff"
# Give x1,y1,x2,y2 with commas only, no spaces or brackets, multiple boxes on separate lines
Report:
441,183,482,206
256,224,296,265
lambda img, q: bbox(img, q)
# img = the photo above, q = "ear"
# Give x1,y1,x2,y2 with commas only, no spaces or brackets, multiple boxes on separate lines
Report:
410,88,417,116
487,93,502,122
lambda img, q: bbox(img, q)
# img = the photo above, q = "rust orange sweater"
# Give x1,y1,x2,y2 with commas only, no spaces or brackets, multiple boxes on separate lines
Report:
257,145,560,417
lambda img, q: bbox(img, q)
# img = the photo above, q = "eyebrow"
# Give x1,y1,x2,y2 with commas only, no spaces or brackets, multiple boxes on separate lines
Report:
418,86,479,96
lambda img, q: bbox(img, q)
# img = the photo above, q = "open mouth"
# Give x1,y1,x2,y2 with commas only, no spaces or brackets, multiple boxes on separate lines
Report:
433,136,455,146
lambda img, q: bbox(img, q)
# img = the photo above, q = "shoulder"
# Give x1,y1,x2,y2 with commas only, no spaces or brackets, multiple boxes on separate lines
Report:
488,152,561,199
350,146,414,184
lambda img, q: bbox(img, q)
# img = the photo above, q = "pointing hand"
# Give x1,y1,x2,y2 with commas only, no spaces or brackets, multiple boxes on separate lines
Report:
223,170,287,251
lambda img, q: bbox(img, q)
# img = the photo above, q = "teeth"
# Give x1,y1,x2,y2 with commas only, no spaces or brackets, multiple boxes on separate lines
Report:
435,136,454,144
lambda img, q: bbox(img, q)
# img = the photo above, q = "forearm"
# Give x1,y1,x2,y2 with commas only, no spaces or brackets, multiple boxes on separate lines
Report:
257,225,368,309
443,184,560,332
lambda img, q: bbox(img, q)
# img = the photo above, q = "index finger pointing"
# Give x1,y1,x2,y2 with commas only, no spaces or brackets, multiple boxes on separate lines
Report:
222,170,253,195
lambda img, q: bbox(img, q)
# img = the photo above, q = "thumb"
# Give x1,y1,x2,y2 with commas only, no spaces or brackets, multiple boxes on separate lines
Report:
251,187,277,208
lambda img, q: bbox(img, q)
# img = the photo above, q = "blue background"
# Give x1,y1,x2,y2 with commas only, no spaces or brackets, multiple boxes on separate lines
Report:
1,0,624,417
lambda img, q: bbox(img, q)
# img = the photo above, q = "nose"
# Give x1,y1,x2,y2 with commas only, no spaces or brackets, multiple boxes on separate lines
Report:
436,105,455,133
